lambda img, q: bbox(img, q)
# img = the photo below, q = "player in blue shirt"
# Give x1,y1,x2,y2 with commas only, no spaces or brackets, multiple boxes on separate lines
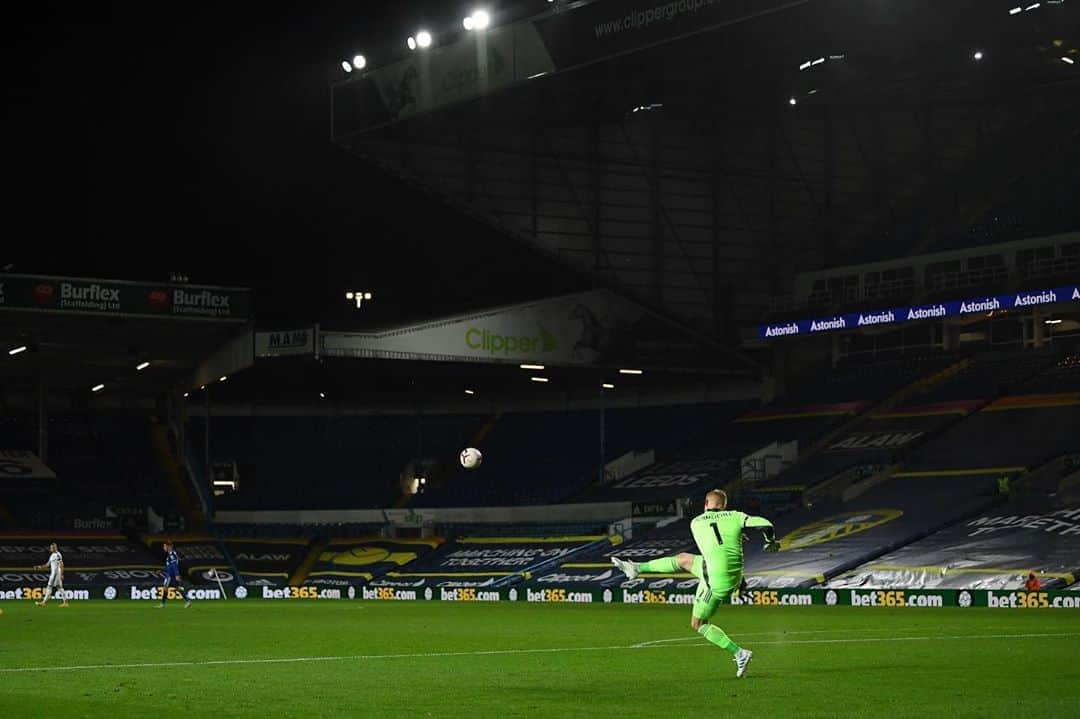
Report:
158,541,191,608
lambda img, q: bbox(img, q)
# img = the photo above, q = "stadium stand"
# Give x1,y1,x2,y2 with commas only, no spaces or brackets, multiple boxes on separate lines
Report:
741,474,1002,588
902,394,1080,474
0,413,179,531
196,403,749,511
362,534,613,590
304,537,443,589
897,348,1062,406
0,532,163,590
523,518,695,592
825,504,1080,590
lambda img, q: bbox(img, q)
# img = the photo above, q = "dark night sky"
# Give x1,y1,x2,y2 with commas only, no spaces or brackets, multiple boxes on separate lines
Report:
4,1,578,326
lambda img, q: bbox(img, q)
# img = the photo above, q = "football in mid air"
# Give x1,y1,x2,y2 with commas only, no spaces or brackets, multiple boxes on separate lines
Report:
460,447,483,470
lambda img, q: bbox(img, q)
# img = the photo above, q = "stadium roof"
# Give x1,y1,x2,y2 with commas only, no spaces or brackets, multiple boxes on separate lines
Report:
333,0,1080,338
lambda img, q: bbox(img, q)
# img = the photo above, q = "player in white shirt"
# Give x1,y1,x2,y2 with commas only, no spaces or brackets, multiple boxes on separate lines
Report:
34,542,70,607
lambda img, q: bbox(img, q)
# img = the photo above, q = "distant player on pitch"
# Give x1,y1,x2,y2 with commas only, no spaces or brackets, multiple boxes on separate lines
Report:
611,489,779,677
158,541,191,608
34,542,69,608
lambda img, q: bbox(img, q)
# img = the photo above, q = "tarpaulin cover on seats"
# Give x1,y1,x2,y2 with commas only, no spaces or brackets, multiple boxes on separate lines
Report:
144,536,310,587
826,506,1080,590
526,522,695,589
306,538,442,587
575,458,738,503
743,476,1001,588
375,536,604,589
0,533,160,587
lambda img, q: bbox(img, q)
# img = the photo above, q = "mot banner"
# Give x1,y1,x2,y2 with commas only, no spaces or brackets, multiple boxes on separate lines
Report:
0,533,160,588
0,274,251,321
377,536,604,589
577,457,738,503
826,506,1080,590
254,328,316,358
306,538,443,588
742,475,1001,588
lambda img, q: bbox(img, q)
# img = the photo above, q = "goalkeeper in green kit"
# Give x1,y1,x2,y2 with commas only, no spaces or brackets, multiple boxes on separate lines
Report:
611,489,779,678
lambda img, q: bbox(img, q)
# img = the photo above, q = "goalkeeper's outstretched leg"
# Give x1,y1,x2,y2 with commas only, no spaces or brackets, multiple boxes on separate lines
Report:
611,552,696,580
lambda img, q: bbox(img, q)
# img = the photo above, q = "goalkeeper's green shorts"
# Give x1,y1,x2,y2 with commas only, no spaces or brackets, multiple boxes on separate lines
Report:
690,554,741,621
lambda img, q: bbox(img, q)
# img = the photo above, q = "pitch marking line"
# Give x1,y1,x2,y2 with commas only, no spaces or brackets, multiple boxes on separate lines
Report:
2,632,1078,674
629,626,1016,648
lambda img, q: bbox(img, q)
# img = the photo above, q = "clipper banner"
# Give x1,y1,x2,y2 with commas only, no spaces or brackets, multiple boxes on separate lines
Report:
0,534,160,588
376,536,603,589
322,290,645,366
826,506,1080,590
332,0,806,134
760,284,1080,339
306,538,443,587
743,475,1000,588
0,273,252,321
532,0,809,69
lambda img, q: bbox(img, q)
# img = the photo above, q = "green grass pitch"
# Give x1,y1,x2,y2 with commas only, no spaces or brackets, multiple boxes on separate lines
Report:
2,601,1078,718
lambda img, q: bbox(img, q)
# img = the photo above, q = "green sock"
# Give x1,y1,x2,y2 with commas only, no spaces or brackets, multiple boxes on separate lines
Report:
699,623,740,657
637,556,680,574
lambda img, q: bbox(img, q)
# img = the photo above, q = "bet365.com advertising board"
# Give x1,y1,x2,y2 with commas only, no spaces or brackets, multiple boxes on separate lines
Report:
7,585,1079,609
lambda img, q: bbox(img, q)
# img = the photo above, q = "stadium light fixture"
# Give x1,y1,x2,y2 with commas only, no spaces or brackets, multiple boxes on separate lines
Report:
219,376,228,383
136,361,150,371
1045,319,1063,325
8,345,27,356
619,369,644,375
346,290,373,308
341,60,353,73
1009,6,1022,14
183,392,189,398
811,57,825,66
788,97,798,106
1063,56,1076,65
409,31,432,51
1025,3,1040,10
799,60,811,71
530,376,549,383
319,392,327,399
520,364,545,371
973,50,984,61
602,383,615,390
464,9,491,31
465,389,476,395
352,54,366,71
92,383,105,393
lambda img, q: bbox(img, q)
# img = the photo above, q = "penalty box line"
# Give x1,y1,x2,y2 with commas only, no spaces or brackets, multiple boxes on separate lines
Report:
2,632,1078,674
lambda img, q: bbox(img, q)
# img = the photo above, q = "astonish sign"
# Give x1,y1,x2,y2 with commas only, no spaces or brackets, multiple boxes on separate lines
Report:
759,284,1080,340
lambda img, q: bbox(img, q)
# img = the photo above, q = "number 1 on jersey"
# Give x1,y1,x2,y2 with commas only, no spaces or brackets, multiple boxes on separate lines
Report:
710,522,724,545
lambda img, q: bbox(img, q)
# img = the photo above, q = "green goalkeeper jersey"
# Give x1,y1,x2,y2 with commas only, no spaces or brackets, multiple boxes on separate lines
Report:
690,510,774,589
